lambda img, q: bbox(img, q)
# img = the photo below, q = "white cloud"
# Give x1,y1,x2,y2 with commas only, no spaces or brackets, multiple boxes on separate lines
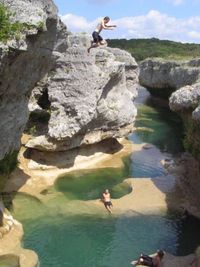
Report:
172,0,184,5
61,14,96,32
61,10,200,43
188,31,200,39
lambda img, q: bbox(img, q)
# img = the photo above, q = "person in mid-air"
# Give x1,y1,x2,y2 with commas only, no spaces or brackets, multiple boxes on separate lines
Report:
87,16,117,53
102,189,113,213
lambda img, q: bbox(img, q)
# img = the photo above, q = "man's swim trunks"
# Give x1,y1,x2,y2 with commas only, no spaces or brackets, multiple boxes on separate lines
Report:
92,31,103,43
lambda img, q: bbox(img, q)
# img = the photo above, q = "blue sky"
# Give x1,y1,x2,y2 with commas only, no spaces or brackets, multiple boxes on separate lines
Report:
54,0,200,43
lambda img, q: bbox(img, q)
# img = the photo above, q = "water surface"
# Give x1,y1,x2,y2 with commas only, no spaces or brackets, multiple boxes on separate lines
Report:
10,88,200,267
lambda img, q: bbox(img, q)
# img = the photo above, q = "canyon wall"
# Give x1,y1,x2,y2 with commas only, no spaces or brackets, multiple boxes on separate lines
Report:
140,57,200,217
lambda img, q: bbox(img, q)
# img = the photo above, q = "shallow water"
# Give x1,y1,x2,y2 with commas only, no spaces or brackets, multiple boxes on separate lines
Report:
11,88,200,267
55,167,131,201
130,89,184,155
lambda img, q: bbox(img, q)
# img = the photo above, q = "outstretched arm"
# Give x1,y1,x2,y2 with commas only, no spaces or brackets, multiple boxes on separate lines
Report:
102,20,117,30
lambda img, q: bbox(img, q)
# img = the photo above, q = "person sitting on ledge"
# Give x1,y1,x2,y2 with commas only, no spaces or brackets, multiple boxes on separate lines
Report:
133,250,165,267
102,189,113,213
87,16,117,53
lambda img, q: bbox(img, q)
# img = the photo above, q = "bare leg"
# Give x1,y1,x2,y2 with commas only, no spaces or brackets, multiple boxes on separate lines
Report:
100,40,107,46
106,205,112,213
87,41,100,53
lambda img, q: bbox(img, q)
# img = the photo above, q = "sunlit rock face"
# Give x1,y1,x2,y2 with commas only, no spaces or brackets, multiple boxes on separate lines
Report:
26,33,139,151
139,58,200,98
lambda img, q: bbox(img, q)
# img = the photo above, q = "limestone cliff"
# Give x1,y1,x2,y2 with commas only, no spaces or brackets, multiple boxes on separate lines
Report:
139,58,200,97
139,57,200,217
0,3,138,159
0,0,67,162
25,34,139,151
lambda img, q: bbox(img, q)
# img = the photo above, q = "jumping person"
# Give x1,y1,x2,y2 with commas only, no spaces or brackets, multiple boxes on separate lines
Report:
87,16,117,53
102,189,113,213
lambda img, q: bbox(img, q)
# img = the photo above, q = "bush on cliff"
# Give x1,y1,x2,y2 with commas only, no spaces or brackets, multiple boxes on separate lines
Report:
0,4,24,41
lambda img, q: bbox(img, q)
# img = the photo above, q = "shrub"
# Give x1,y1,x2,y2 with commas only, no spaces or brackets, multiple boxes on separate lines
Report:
0,4,25,42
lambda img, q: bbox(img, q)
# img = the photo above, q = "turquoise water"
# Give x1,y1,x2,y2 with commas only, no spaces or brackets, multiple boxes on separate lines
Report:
12,192,200,267
55,167,131,201
10,88,200,267
22,213,179,267
129,88,183,178
129,89,184,154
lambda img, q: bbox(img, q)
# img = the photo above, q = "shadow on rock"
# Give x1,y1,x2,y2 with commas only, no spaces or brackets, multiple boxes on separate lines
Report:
23,138,123,169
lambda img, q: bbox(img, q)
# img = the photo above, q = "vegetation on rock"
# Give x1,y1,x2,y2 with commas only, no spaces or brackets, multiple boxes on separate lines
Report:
0,4,25,41
0,3,42,42
107,38,200,61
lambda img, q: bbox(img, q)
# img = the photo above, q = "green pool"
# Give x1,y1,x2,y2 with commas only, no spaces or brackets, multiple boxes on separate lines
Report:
10,88,200,267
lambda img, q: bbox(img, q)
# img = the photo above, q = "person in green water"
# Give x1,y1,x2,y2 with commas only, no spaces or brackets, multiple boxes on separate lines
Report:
102,189,113,213
87,16,117,53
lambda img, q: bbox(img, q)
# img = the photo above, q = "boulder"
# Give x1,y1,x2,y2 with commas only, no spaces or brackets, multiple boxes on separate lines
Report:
26,35,139,151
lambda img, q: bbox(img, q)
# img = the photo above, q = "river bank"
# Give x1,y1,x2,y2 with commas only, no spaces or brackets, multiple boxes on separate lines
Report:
4,136,182,216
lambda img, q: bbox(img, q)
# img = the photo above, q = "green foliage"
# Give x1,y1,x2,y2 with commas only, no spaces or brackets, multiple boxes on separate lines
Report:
0,4,25,42
37,21,45,31
0,3,40,42
27,125,37,135
107,38,200,61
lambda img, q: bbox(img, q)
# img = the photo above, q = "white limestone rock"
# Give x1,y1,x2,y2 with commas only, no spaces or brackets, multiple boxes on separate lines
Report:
26,35,139,151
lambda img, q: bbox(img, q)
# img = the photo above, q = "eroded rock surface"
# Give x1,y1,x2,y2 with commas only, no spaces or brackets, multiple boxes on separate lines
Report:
26,33,139,151
139,58,200,97
139,57,200,218
0,0,67,161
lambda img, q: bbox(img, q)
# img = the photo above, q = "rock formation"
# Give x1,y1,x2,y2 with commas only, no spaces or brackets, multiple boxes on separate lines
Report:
26,33,139,151
139,57,200,218
139,58,200,97
0,0,68,162
0,0,139,158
